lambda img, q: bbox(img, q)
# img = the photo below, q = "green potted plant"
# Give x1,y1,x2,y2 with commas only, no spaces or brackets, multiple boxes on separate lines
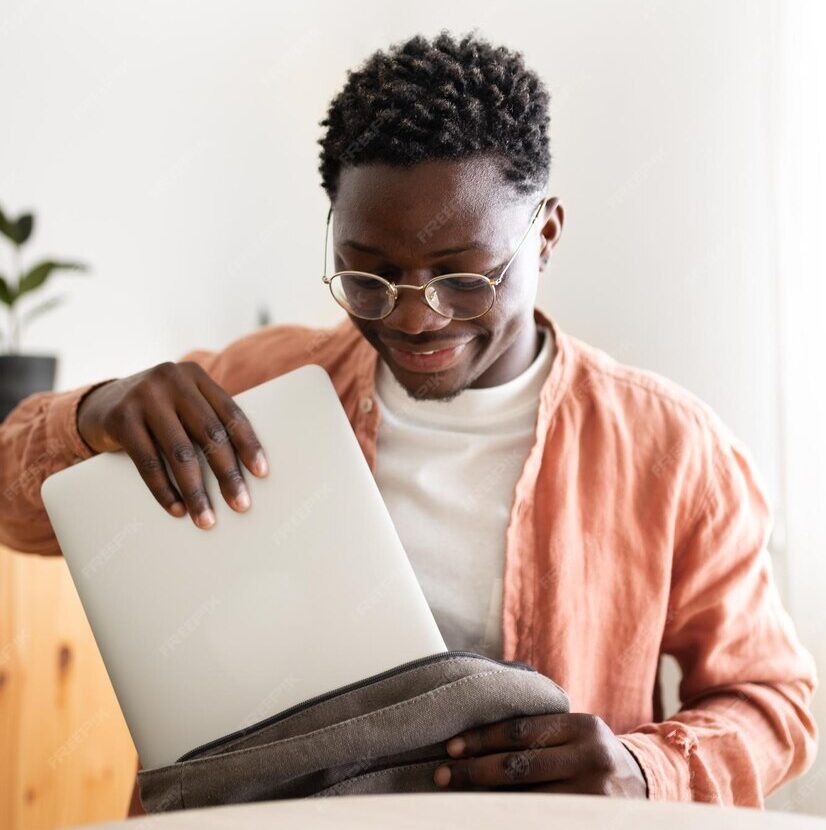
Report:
0,203,87,422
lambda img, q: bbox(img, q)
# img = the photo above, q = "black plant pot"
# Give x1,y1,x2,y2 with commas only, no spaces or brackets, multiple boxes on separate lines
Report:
0,354,57,423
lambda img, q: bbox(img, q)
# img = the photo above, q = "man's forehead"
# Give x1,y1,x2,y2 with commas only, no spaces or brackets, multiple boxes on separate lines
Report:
335,201,506,255
336,158,506,209
333,160,525,253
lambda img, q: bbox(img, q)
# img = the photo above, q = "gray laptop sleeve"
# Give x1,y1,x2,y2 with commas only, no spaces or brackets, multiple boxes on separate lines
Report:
137,651,570,812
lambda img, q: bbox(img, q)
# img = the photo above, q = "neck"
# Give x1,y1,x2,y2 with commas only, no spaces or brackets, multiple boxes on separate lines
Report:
468,318,541,389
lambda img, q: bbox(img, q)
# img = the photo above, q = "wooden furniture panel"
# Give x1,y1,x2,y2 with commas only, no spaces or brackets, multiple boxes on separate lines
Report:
0,544,137,829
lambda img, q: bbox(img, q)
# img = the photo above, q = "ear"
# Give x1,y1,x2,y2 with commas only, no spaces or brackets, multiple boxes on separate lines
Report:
538,197,564,269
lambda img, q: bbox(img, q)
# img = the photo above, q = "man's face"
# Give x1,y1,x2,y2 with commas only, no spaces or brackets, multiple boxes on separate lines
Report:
330,156,563,400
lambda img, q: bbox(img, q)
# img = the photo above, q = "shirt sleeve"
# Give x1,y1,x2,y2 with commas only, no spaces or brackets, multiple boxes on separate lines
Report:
0,378,118,555
617,426,818,805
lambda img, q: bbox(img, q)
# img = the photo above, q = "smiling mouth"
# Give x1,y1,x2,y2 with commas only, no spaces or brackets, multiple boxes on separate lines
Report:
384,339,475,373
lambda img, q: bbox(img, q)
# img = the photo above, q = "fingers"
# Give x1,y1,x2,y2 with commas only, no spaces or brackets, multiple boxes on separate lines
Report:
447,713,585,759
121,420,187,519
98,360,269,529
174,387,252,515
145,404,216,529
435,745,580,789
196,373,269,479
144,362,268,529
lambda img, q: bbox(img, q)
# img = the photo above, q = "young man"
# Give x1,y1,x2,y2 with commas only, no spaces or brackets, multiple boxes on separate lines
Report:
0,32,816,806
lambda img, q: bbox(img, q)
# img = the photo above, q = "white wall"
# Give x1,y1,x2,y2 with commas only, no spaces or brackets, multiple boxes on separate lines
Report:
771,0,826,815
1,0,822,814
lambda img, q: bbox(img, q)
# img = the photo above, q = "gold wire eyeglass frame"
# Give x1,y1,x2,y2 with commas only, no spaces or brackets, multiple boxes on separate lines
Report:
321,196,548,321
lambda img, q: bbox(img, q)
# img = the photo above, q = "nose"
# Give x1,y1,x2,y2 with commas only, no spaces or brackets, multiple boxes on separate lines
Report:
382,272,451,336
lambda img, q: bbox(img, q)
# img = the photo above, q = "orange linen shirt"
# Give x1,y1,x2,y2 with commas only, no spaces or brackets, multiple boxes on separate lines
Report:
0,306,817,805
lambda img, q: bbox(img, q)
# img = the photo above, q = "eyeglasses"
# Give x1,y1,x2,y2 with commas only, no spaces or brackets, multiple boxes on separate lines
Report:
321,197,548,322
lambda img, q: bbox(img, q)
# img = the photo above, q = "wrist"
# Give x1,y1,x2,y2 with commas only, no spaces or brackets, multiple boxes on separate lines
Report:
76,379,116,455
621,742,650,799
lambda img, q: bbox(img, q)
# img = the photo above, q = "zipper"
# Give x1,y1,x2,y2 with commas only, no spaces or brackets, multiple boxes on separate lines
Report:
177,650,536,763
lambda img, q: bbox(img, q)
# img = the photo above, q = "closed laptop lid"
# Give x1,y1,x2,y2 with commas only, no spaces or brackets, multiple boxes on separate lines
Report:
41,364,446,768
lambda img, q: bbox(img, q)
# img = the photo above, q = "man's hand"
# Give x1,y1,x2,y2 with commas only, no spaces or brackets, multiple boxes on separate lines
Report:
433,713,648,797
77,361,269,529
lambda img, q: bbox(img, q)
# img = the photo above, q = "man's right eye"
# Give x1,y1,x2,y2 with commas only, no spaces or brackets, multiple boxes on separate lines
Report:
349,275,384,289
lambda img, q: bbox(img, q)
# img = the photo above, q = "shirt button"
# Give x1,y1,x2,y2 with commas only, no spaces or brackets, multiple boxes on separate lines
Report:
359,396,374,414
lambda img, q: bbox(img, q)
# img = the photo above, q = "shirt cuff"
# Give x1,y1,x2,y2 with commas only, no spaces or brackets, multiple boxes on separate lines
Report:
48,378,118,462
617,730,694,801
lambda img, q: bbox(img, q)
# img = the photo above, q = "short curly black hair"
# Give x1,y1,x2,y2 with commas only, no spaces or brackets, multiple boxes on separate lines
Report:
318,31,551,200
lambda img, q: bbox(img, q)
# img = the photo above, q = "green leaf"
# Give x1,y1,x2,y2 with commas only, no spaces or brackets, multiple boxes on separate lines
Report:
0,205,11,242
21,294,65,327
17,260,87,298
0,207,34,246
0,274,12,306
13,214,34,245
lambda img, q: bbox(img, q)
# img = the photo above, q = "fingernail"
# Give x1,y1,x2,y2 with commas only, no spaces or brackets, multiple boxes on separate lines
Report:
234,488,250,511
446,737,465,757
252,451,269,477
195,508,215,528
433,765,451,787
169,501,186,517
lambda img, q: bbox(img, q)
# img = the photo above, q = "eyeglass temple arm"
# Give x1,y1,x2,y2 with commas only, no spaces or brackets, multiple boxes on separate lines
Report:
493,196,548,284
323,204,333,279
324,197,546,282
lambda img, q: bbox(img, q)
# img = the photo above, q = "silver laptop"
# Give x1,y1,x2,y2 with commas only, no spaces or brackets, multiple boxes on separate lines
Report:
41,363,446,769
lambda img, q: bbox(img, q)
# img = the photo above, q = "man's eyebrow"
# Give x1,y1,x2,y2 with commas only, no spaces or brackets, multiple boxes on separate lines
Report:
340,239,487,258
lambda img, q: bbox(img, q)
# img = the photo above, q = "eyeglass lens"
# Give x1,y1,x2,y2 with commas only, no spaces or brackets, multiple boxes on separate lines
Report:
329,272,494,320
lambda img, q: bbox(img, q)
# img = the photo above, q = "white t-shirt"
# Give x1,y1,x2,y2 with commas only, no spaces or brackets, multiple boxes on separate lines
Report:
373,325,556,659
